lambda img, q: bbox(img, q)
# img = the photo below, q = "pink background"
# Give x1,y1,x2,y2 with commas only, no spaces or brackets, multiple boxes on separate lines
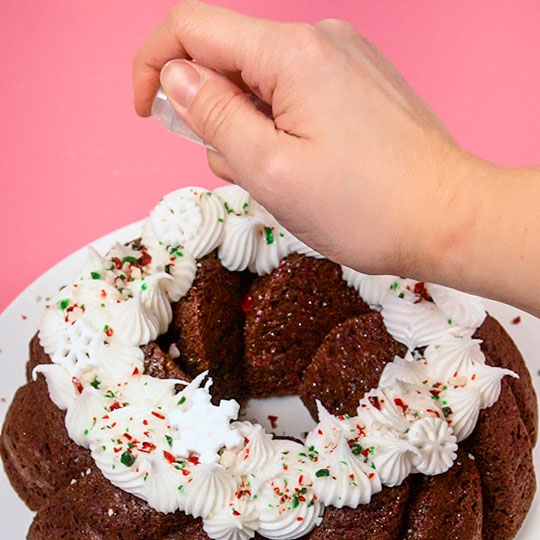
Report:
1,0,540,312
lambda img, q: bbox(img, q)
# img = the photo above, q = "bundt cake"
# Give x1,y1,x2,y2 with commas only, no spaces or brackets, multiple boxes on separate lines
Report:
1,185,537,539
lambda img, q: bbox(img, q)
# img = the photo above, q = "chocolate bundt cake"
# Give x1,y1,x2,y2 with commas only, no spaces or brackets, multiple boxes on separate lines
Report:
1,185,537,539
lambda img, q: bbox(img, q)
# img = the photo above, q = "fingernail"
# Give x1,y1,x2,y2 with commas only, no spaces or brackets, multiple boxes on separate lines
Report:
160,60,202,109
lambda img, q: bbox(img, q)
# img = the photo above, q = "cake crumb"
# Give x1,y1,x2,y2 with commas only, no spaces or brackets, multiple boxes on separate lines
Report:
268,415,279,429
168,343,180,358
108,508,114,517
0,397,6,403
21,314,27,320
35,295,42,302
512,316,521,325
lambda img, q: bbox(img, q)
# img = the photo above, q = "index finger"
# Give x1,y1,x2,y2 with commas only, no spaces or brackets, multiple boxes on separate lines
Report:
132,0,276,117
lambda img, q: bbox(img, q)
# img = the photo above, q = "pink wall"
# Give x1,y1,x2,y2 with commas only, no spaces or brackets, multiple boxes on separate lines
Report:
2,0,540,312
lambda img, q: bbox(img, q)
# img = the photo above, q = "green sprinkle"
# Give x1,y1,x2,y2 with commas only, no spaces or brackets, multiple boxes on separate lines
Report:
122,256,139,265
177,396,186,406
279,232,284,237
315,469,330,477
90,377,101,389
442,406,453,418
264,227,274,245
307,498,315,508
292,495,300,509
91,271,101,280
448,318,453,325
350,444,363,456
390,281,399,291
242,202,249,214
141,283,147,291
218,217,224,223
170,246,184,257
59,299,70,310
120,451,136,467
166,435,173,447
398,292,405,299
84,429,89,435
224,202,234,214
105,391,115,399
101,445,106,451
178,485,184,491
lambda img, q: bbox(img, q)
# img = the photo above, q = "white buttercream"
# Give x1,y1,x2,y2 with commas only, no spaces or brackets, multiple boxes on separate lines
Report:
379,353,426,388
361,430,419,487
65,386,109,447
408,417,457,475
311,435,381,508
341,267,396,308
381,282,473,350
183,463,236,518
32,364,77,410
441,386,482,441
427,283,487,329
110,292,160,346
203,499,259,540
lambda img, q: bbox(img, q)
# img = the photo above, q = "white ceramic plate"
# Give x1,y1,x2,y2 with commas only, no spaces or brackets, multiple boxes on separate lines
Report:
1,222,539,539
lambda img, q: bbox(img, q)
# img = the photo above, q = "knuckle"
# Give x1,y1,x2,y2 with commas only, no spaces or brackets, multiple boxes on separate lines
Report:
293,24,324,53
255,145,291,186
316,18,355,34
193,88,246,143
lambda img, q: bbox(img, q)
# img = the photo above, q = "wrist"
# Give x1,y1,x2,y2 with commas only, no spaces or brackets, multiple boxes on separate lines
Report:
402,147,494,290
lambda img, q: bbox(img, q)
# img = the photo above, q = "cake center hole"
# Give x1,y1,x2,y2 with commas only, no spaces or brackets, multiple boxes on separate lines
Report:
239,395,317,441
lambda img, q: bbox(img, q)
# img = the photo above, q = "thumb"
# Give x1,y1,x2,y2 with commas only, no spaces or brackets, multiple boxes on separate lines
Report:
160,59,277,172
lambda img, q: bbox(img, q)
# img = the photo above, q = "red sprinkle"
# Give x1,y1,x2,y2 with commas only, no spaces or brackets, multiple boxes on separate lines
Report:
426,408,441,418
163,451,176,464
181,468,191,476
105,326,114,337
142,419,148,426
72,377,84,394
21,314,27,320
268,415,279,429
297,517,304,522
232,510,241,516
187,456,200,466
241,294,253,314
394,398,409,415
132,367,140,376
512,316,521,325
110,402,123,411
413,282,430,303
368,396,381,411
139,251,152,266
151,411,166,420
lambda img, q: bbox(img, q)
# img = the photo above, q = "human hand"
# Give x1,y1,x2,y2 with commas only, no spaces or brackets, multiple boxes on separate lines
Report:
133,0,477,279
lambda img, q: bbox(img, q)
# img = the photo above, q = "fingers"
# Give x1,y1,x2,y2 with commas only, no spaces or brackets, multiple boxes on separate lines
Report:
207,150,237,182
159,59,278,175
133,0,276,117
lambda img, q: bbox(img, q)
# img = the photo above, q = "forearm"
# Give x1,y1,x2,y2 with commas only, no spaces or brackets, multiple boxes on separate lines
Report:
423,155,540,316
